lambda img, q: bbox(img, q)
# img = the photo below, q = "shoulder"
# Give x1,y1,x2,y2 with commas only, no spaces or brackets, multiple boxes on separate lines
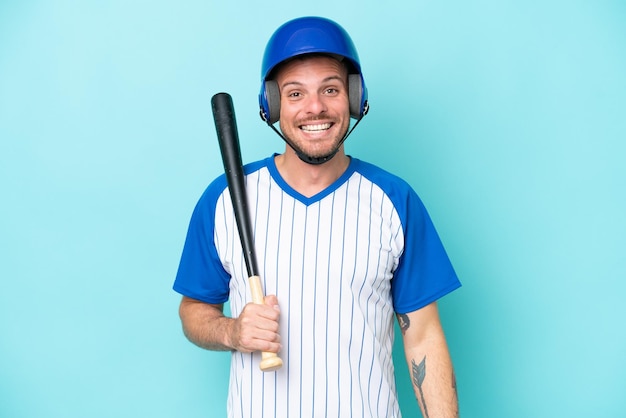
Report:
197,157,271,206
352,158,413,191
351,158,422,209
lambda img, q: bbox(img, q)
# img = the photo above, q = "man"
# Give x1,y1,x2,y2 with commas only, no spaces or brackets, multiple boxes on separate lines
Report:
174,16,461,418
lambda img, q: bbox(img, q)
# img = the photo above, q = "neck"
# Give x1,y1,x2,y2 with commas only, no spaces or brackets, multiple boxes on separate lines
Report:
275,147,350,198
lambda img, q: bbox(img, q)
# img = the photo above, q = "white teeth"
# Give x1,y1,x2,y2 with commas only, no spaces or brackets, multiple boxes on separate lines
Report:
300,123,331,132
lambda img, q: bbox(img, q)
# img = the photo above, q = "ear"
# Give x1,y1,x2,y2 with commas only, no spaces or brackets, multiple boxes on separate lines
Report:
348,74,363,118
265,80,281,124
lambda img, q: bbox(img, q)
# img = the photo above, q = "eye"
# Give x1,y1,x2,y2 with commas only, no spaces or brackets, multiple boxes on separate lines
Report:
324,88,339,95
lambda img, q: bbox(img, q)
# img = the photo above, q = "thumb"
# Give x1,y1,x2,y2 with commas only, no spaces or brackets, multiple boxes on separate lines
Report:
264,294,279,310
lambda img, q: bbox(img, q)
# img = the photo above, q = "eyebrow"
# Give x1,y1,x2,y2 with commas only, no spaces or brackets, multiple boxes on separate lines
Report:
280,75,345,90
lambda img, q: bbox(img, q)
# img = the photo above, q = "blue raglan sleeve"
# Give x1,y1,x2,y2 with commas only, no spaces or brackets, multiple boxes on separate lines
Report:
173,178,232,304
389,183,461,314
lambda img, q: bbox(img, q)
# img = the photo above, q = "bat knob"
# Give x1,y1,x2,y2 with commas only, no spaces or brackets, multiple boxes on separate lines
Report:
260,353,283,372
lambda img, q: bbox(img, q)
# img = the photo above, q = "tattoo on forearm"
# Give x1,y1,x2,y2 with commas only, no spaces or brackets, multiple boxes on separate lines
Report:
412,356,429,418
452,371,459,417
398,313,410,336
452,371,458,396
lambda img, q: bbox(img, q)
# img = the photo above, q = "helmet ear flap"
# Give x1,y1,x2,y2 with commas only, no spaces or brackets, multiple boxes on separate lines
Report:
348,74,364,119
264,80,281,124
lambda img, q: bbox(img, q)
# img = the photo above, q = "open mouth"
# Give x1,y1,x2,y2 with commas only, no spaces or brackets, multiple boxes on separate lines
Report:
300,122,333,132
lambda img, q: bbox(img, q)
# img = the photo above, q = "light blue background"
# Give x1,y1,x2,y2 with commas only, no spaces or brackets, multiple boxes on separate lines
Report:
1,1,625,417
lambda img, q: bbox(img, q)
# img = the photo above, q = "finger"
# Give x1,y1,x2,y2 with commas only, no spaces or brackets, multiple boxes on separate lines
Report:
251,332,282,353
245,301,280,321
238,305,280,333
238,328,282,353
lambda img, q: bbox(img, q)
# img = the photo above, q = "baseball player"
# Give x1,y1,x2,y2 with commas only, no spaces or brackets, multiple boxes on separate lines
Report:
174,16,461,418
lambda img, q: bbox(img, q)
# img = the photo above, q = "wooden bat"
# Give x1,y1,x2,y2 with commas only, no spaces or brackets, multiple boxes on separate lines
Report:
211,92,283,372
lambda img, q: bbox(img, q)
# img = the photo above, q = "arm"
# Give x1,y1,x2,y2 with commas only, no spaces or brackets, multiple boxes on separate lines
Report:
178,295,282,353
398,302,459,418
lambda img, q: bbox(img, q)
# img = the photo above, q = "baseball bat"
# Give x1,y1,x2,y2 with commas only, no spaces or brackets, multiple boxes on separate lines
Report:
211,92,283,372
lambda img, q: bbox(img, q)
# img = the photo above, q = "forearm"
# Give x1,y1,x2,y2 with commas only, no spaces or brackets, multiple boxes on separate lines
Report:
399,303,459,418
405,335,458,418
178,296,235,351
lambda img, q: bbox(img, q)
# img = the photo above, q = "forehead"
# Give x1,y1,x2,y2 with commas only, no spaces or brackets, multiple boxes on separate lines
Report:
274,55,348,83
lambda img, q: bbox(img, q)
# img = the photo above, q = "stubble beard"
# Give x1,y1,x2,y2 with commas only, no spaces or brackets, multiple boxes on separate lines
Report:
280,117,349,162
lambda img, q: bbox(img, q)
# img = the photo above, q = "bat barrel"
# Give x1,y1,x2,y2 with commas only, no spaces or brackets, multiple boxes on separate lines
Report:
211,92,259,278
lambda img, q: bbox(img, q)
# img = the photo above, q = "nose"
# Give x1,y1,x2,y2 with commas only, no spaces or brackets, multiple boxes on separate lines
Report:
304,93,327,115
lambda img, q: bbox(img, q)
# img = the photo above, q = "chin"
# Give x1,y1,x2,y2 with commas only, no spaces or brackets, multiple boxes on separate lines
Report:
303,144,341,158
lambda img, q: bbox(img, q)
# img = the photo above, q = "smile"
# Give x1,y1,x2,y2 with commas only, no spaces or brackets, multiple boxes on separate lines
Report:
300,123,332,132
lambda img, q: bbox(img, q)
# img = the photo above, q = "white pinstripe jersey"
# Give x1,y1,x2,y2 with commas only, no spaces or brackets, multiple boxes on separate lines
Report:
174,155,460,418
